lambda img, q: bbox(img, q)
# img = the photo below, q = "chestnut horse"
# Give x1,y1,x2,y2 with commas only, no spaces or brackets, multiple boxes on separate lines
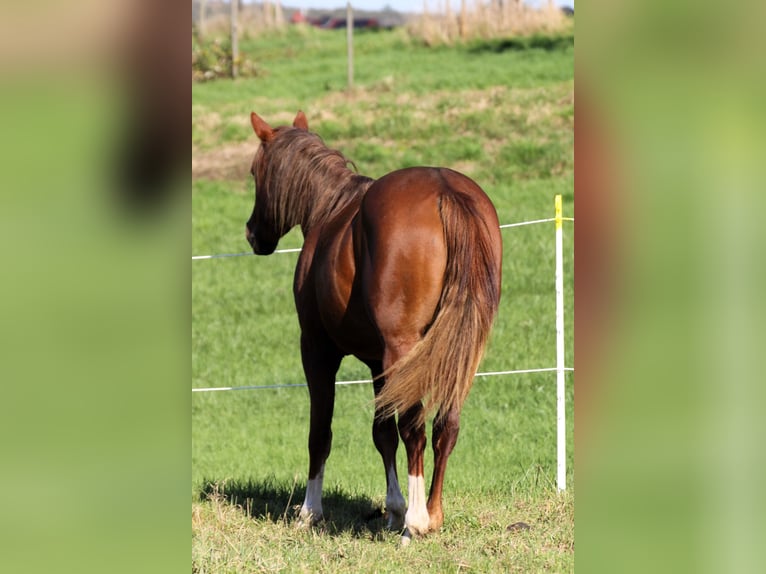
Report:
245,111,502,542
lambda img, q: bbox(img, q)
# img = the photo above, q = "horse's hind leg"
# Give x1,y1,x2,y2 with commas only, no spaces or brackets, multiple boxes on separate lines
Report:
375,338,432,541
375,338,429,540
398,402,429,540
368,361,406,531
426,407,461,532
298,333,342,527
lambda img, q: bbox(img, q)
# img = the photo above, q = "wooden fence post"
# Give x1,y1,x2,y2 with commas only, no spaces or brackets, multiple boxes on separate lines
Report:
199,0,207,38
346,2,354,90
231,0,239,78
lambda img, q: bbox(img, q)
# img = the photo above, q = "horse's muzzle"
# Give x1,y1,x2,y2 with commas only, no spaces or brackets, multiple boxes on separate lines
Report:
245,224,276,255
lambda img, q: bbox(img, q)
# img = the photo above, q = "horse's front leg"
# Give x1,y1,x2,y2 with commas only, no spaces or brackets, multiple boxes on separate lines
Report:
297,333,343,528
368,361,406,531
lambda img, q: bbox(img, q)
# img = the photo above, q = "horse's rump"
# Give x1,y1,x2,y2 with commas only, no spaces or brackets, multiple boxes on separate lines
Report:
370,168,503,426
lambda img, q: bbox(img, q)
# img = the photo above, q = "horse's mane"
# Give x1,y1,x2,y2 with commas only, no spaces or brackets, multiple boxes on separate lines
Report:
258,128,373,234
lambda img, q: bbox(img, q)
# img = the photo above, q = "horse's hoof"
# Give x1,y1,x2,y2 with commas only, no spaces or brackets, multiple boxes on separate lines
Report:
404,507,431,537
296,508,323,529
400,528,413,547
387,509,405,532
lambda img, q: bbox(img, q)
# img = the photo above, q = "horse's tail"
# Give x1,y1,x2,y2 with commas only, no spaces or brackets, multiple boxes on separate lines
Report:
374,184,502,427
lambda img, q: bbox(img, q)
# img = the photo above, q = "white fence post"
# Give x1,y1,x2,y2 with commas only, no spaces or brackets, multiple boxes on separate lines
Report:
555,194,566,491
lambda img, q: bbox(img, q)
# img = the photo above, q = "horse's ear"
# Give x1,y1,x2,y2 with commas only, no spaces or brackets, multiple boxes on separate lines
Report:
251,112,274,142
293,110,309,131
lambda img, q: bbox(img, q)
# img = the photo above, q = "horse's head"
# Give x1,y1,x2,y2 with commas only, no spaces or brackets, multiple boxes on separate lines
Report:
245,110,309,254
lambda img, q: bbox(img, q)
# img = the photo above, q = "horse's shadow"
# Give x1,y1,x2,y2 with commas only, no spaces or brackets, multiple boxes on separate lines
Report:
198,477,392,539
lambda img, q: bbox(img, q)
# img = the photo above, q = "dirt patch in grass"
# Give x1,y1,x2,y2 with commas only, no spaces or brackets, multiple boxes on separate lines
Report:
193,141,254,183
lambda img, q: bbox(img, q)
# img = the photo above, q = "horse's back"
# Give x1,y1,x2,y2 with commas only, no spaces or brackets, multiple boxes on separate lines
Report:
361,167,450,241
361,167,499,254
363,166,497,226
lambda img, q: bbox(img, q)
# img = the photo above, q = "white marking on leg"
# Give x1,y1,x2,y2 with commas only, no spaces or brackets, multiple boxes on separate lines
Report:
385,465,406,530
298,464,324,527
404,474,430,536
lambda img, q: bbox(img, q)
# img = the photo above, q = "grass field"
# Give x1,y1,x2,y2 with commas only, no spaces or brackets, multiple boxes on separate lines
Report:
193,25,573,572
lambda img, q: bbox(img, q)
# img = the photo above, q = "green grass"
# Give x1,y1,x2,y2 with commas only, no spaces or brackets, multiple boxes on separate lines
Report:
193,26,573,572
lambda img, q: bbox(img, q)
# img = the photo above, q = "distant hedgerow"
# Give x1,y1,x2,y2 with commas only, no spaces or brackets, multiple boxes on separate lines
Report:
192,35,260,82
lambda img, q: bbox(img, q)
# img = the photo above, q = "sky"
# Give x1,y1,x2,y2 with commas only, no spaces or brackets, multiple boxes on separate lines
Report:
261,1,574,15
